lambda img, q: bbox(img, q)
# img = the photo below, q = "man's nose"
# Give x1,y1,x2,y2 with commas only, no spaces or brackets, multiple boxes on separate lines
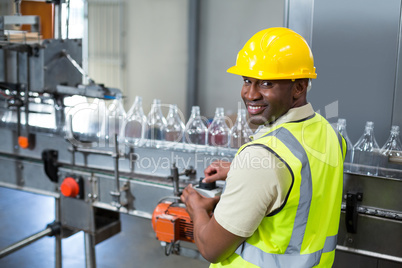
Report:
244,83,261,101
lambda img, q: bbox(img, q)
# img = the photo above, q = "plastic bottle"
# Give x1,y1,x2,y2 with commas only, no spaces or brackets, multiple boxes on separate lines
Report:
352,121,380,176
184,106,207,145
378,125,402,178
229,108,252,148
66,97,103,144
106,96,126,146
207,107,230,147
123,96,147,147
146,99,166,145
337,118,354,172
165,104,185,143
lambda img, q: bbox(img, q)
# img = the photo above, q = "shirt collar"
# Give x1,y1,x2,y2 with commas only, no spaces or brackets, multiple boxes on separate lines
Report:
250,103,315,141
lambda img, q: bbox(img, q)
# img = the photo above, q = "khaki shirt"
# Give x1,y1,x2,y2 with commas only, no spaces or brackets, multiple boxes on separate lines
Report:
214,103,315,237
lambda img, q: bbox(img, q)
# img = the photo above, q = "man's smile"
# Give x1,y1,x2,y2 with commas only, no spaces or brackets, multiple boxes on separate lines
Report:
246,104,267,115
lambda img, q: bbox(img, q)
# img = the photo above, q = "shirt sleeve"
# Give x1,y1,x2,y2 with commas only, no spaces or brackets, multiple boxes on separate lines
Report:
213,145,292,237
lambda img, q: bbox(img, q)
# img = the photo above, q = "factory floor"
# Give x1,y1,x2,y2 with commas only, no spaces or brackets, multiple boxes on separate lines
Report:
0,187,208,268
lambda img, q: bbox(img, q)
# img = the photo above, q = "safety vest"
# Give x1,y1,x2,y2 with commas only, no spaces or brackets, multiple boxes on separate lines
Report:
211,113,346,268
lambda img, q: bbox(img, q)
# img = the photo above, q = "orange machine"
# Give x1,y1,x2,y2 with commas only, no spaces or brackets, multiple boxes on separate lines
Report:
151,179,221,255
151,199,194,246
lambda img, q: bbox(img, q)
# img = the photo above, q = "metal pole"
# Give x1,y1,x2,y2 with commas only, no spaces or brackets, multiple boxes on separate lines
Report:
186,0,200,118
109,134,121,208
283,0,290,28
54,3,63,39
83,0,89,84
84,233,96,268
0,228,53,258
55,198,62,268
114,134,120,205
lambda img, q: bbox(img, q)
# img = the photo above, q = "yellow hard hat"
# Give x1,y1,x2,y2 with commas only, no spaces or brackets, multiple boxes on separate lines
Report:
227,27,317,80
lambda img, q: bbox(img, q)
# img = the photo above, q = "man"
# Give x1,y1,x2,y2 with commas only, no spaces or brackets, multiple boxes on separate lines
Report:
181,27,346,267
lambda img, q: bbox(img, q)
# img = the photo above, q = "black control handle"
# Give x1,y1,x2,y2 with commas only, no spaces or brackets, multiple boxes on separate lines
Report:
345,192,363,233
198,178,216,190
42,150,59,183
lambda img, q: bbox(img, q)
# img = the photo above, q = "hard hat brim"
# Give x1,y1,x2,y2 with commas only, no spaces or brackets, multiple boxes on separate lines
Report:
227,65,317,80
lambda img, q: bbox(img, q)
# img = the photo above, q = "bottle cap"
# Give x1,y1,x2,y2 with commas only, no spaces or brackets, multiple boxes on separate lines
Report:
191,106,200,115
338,118,346,126
391,125,400,134
364,121,374,131
215,107,224,117
365,121,374,127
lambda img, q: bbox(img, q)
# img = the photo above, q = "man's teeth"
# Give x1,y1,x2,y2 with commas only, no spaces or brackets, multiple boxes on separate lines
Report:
249,106,262,110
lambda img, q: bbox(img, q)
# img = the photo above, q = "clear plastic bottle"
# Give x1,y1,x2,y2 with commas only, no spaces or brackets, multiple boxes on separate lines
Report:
106,96,126,146
229,108,252,149
66,97,102,144
184,106,207,145
165,104,185,143
208,107,230,147
352,121,380,176
337,118,354,172
378,125,402,178
123,96,147,147
146,99,166,145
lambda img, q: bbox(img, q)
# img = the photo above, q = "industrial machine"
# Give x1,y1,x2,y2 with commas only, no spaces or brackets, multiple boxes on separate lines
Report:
151,179,222,256
152,198,194,255
0,3,236,267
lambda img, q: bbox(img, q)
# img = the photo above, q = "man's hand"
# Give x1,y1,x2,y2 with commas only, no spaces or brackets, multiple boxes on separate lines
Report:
203,160,231,183
180,183,246,263
180,184,220,219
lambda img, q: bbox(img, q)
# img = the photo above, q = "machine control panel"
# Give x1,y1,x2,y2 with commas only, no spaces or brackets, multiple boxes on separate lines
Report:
194,178,222,198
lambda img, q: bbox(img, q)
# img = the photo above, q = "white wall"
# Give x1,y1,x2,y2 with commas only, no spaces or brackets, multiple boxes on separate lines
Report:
125,0,188,116
198,0,285,119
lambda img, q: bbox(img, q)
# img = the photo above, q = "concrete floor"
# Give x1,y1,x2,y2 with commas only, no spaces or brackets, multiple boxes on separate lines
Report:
0,187,208,268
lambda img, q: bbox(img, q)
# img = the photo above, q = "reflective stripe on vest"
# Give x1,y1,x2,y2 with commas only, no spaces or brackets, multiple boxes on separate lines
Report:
235,235,338,268
332,124,344,157
234,127,338,267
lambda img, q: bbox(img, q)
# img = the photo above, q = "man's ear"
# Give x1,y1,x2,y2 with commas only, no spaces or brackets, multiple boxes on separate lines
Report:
293,79,308,99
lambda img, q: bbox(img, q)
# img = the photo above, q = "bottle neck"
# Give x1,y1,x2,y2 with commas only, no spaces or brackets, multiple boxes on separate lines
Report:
191,111,200,119
215,111,224,118
168,106,178,117
133,100,143,114
236,111,247,123
364,127,374,135
151,104,162,115
214,107,224,119
390,131,400,138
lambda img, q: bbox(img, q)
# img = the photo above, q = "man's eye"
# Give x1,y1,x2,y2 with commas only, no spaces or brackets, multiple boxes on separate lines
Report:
243,79,251,84
260,81,273,87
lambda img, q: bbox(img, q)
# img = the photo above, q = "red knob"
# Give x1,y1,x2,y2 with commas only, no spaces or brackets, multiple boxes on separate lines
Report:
61,177,80,198
18,136,29,149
